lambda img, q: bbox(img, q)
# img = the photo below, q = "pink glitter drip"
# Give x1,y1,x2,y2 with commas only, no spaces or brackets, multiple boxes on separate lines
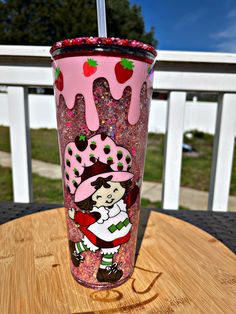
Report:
53,56,154,131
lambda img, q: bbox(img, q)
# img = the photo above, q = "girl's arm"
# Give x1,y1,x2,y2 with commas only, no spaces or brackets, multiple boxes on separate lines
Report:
69,208,101,226
124,184,139,208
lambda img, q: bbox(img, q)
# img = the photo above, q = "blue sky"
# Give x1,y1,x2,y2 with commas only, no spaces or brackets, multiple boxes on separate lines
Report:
130,0,236,52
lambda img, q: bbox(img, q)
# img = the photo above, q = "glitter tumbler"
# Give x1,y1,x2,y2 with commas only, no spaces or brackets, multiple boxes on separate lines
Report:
50,37,157,289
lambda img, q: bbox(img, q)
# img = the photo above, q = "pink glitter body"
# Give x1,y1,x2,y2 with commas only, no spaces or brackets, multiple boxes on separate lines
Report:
51,39,156,289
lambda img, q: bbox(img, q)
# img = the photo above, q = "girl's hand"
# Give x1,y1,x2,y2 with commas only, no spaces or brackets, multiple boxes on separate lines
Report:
74,211,101,226
68,208,75,220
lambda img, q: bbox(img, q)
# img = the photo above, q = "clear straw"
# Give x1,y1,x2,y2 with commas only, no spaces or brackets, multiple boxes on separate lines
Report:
96,0,107,37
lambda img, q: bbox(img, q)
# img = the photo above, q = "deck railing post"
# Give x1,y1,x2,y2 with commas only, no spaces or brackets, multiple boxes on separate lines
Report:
162,91,186,210
208,93,236,211
8,86,33,203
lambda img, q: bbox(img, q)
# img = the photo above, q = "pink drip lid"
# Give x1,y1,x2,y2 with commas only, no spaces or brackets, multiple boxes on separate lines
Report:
50,36,157,59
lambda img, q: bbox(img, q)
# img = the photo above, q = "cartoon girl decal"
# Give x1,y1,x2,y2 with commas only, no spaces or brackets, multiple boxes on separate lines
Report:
64,133,139,283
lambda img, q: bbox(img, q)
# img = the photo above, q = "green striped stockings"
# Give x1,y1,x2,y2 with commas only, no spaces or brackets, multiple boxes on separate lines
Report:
75,242,114,269
100,253,114,269
75,241,89,253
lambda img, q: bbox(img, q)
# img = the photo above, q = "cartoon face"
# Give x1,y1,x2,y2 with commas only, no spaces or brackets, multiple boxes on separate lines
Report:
92,181,125,207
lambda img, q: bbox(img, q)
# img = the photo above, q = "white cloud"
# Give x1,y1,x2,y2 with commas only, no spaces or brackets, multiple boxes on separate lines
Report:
227,8,236,18
211,8,236,52
216,41,236,52
175,9,205,30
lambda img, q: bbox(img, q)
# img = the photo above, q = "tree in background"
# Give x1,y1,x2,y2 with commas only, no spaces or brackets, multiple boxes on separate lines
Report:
0,0,157,47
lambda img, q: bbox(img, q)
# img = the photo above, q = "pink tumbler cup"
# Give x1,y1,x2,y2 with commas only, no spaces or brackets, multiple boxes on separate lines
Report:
50,37,156,289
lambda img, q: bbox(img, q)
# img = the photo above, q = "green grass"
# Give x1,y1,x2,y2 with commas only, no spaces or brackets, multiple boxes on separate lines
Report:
0,126,60,164
0,166,13,201
141,198,161,209
30,128,60,164
181,132,214,192
143,133,163,182
0,126,235,204
0,166,63,203
0,126,11,152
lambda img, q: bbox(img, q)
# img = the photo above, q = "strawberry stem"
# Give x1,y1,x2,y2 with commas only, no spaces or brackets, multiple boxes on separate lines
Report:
87,58,98,67
79,134,86,141
120,58,134,70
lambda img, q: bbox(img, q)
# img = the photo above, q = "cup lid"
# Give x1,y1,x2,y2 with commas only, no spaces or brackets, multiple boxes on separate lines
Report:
50,36,157,60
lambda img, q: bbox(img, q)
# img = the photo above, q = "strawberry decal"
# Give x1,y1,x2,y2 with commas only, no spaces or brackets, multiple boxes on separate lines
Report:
117,150,123,160
125,155,131,164
73,168,79,177
117,162,123,171
104,145,111,154
89,154,96,163
75,134,88,152
115,58,134,83
75,154,82,163
83,58,98,77
107,156,114,165
90,141,97,150
54,67,64,91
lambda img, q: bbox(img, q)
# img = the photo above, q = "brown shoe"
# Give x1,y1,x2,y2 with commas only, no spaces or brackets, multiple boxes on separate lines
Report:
96,263,123,282
69,240,84,267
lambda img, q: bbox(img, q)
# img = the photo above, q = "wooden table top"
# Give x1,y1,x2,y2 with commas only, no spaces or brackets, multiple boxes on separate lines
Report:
0,207,236,314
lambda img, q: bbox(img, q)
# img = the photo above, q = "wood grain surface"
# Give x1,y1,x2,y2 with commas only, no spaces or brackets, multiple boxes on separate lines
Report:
0,208,236,314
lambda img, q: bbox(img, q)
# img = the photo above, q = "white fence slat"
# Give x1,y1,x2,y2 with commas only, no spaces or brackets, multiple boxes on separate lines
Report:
162,91,186,210
153,71,236,93
8,87,33,203
2,66,236,92
208,93,236,211
157,50,236,64
0,66,52,87
0,45,51,57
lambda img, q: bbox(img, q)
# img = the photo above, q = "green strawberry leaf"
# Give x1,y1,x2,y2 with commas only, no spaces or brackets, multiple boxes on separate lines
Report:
87,58,98,67
79,134,86,141
121,58,134,70
54,67,60,80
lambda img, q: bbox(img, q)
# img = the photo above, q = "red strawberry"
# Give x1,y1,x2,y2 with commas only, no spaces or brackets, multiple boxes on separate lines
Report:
54,67,64,91
83,58,98,77
115,58,134,83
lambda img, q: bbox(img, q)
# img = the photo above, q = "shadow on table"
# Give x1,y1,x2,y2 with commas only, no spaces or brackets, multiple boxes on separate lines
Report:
135,208,154,263
135,207,236,257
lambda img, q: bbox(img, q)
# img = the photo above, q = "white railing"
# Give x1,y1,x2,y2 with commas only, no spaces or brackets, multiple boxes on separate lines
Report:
0,46,236,211
0,95,225,134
